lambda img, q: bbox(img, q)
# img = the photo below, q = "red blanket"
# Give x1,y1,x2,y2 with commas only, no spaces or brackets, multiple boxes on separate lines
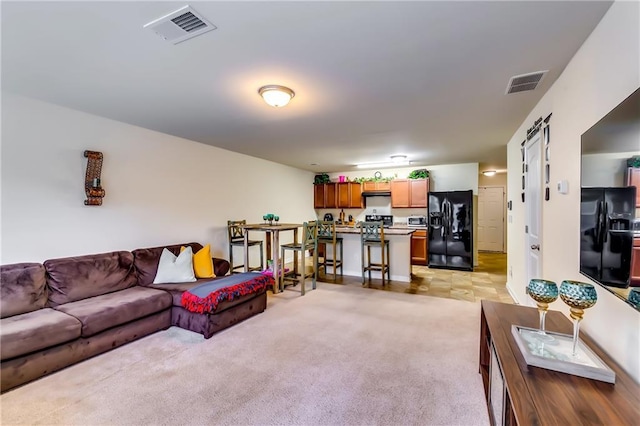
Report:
181,273,273,314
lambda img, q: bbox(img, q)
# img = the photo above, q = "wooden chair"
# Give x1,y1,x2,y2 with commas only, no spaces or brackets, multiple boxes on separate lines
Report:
227,220,264,273
317,220,343,281
280,221,318,295
360,221,390,286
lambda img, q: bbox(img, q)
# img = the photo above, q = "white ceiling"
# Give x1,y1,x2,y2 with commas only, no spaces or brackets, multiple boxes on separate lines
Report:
2,1,613,173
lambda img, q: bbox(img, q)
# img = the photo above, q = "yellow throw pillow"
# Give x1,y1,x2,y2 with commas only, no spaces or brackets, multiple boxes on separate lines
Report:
180,244,215,278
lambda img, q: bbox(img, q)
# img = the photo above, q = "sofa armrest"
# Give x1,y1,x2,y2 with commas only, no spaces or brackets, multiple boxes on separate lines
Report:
213,258,230,277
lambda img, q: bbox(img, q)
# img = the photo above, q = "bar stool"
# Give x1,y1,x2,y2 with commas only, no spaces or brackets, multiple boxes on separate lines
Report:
280,221,318,295
227,220,264,273
317,220,343,281
360,221,390,286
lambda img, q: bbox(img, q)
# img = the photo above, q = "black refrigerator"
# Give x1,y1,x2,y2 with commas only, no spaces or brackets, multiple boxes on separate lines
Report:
580,187,635,288
428,190,473,271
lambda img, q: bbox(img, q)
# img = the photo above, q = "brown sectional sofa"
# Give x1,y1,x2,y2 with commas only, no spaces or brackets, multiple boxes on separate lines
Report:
133,243,267,339
0,242,267,392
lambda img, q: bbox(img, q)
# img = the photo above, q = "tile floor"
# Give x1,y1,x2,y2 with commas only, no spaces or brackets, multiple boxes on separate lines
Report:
311,252,513,304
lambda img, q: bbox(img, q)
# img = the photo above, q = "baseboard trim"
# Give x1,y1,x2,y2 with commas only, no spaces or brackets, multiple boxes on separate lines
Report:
506,281,520,304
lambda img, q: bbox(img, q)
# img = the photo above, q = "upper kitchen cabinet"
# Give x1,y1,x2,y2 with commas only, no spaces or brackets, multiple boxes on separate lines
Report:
362,181,391,193
626,167,640,207
314,183,337,208
391,179,429,208
337,182,363,208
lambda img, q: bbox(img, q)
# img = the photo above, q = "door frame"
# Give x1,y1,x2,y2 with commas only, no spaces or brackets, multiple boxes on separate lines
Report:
524,133,543,304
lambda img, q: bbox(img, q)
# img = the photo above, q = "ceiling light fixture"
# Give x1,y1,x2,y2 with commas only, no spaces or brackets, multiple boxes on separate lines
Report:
258,85,295,107
356,155,411,169
482,170,497,177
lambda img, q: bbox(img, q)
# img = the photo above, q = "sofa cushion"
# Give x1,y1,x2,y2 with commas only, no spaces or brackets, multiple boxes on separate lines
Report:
182,244,215,279
132,243,203,286
149,279,265,314
0,263,47,319
153,247,196,284
1,308,81,360
45,251,137,306
53,287,172,337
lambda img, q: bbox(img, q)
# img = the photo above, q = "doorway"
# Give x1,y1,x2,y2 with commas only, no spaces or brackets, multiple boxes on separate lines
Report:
525,133,542,292
478,186,505,252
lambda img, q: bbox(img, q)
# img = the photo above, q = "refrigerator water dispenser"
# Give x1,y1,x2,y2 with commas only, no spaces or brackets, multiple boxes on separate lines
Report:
429,212,443,228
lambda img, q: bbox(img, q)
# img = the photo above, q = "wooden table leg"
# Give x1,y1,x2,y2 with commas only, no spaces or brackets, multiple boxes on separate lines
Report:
243,229,249,273
265,231,273,262
272,230,280,294
293,228,299,277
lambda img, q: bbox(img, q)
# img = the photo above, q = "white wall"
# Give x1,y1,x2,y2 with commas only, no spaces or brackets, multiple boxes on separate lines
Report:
581,152,635,187
1,93,317,264
325,163,479,193
428,163,480,194
479,172,507,188
506,1,640,381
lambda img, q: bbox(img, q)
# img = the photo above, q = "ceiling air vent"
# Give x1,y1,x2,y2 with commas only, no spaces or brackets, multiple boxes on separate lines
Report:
143,5,216,45
505,71,548,94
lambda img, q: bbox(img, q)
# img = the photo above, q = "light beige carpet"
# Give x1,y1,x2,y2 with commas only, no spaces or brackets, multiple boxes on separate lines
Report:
0,282,489,426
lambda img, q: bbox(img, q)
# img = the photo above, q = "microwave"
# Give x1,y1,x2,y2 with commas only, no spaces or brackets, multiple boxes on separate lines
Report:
407,215,427,227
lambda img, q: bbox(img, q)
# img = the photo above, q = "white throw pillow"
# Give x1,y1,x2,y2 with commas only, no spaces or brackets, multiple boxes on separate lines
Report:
153,247,197,284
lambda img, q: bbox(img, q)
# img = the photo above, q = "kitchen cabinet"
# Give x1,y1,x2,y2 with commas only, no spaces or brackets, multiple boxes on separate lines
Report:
337,182,363,208
362,181,391,192
479,300,639,426
391,179,429,208
631,237,640,286
410,229,428,265
626,167,640,207
314,183,337,209
391,180,410,207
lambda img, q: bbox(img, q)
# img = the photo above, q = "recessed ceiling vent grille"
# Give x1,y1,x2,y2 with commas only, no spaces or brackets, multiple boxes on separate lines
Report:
144,5,216,45
172,12,207,32
505,71,548,94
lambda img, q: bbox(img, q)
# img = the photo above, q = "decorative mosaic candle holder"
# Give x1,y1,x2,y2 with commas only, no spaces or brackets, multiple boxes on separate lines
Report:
559,280,597,356
526,279,558,339
628,288,640,308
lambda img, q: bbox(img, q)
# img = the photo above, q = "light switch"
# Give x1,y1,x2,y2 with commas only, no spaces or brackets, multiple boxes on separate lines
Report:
557,180,569,194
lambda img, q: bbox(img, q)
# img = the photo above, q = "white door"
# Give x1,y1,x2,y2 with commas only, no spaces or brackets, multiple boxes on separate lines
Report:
525,133,542,293
478,186,505,252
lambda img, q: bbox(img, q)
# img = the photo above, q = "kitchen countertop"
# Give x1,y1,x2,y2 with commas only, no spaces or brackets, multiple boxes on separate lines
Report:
334,225,416,235
390,225,428,231
324,225,415,282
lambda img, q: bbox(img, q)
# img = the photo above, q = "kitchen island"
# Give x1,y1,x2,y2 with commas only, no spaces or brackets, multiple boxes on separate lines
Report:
326,226,415,282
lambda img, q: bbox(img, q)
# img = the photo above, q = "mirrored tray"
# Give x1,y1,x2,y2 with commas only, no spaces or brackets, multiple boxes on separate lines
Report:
511,325,615,384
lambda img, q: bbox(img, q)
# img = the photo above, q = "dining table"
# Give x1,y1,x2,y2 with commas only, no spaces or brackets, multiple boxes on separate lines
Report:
240,222,302,293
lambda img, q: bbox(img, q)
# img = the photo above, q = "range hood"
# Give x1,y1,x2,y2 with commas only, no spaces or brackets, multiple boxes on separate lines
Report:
361,191,391,197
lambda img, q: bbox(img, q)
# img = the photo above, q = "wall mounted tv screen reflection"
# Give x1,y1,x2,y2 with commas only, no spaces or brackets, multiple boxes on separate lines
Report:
580,87,639,309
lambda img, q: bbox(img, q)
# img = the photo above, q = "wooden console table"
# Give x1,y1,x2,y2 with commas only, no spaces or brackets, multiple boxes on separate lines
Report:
479,300,639,425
